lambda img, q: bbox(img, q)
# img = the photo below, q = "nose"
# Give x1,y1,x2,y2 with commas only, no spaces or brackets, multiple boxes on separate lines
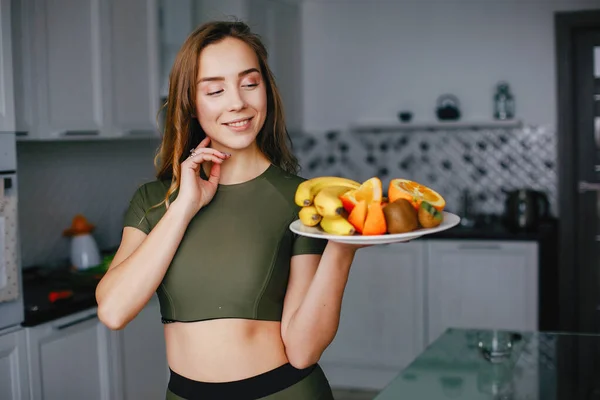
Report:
227,88,246,112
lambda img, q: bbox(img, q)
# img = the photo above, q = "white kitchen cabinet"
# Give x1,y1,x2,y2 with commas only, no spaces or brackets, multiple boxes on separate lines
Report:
109,0,161,137
0,327,30,400
12,0,160,140
320,242,427,391
426,240,539,345
111,295,169,400
14,0,112,140
0,0,15,132
26,308,113,400
159,0,193,99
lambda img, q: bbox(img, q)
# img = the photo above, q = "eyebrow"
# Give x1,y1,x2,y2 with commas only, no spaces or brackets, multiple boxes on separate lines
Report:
198,68,260,83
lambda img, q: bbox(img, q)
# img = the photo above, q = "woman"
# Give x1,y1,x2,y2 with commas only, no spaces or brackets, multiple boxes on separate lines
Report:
95,20,361,400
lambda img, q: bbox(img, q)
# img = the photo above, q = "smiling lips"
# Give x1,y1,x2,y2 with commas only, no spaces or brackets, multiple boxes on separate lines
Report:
223,117,253,130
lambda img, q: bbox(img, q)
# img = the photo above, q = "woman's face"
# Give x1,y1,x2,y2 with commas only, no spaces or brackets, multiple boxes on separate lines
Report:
195,37,267,152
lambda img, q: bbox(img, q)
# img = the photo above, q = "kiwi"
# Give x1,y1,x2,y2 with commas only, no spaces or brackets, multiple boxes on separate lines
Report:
418,201,444,228
383,198,418,233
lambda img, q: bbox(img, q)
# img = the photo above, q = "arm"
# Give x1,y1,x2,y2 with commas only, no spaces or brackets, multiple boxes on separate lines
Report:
95,203,192,330
96,136,228,330
280,241,357,369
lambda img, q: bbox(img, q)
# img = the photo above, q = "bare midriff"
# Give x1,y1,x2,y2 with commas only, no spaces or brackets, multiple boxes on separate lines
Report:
164,319,289,382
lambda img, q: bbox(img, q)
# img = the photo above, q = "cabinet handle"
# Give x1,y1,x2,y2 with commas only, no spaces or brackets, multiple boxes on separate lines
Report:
61,130,100,137
53,314,97,330
579,181,600,193
457,244,502,250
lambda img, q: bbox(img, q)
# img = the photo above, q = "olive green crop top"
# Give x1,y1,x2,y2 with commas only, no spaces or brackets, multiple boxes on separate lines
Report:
123,164,327,323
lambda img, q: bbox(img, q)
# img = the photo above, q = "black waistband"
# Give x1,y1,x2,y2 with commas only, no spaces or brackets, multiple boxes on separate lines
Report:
168,363,317,400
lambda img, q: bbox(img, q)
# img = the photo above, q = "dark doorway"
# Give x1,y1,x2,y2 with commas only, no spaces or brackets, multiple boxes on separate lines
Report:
555,9,600,397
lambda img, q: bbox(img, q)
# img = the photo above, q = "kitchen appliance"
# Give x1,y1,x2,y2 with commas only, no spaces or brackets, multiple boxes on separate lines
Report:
436,94,461,121
63,215,101,270
503,189,550,231
0,132,24,333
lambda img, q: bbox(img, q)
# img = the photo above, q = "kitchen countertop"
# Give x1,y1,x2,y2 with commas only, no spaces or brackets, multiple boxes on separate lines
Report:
21,217,557,327
430,214,558,241
21,264,106,327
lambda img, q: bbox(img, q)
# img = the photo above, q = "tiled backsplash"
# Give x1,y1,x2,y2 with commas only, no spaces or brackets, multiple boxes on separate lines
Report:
16,139,160,267
292,124,557,217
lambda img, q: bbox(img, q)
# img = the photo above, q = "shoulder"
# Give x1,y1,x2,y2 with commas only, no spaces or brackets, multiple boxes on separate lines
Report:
266,164,306,207
129,179,171,207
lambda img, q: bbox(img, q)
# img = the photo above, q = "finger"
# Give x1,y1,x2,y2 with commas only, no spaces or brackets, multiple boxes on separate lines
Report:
184,153,224,168
207,162,221,185
189,147,230,159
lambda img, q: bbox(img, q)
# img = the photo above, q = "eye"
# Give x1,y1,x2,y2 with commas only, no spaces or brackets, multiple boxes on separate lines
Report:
242,82,259,89
207,89,223,96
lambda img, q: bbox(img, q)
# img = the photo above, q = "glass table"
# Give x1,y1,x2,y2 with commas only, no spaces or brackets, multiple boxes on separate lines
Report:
374,328,600,399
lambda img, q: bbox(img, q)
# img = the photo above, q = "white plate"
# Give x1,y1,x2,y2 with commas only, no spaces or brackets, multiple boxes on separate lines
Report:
289,212,461,245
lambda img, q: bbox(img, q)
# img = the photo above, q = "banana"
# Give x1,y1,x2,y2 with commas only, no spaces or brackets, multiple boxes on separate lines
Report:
295,176,360,207
320,216,356,236
313,185,353,218
299,206,322,227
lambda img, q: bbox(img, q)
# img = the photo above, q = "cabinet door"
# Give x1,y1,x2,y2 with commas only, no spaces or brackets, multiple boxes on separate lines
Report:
26,309,112,400
159,0,192,98
0,0,15,132
0,328,29,400
27,0,111,139
109,0,161,137
115,295,168,400
320,242,426,390
427,240,538,344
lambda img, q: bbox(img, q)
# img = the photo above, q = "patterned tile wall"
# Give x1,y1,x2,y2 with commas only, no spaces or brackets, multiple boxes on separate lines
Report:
16,139,160,267
291,124,557,217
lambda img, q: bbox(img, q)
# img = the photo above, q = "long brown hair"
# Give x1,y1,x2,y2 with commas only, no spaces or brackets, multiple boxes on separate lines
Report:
154,20,299,207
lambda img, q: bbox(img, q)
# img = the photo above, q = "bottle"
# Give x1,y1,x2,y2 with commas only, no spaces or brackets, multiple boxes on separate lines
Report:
494,82,515,120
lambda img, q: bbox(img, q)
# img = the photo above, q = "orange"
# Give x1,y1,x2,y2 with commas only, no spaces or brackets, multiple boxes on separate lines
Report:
354,177,383,203
347,200,368,234
363,202,387,235
388,179,446,211
340,189,359,214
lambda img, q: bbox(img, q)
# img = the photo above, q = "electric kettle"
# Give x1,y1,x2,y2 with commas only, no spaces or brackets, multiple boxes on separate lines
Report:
63,214,102,270
503,189,550,231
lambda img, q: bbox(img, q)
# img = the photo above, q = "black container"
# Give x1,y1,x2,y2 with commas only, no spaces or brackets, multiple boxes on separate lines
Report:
503,189,550,231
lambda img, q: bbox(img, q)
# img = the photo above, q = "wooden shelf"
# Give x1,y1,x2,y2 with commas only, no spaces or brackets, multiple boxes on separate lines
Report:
349,119,523,133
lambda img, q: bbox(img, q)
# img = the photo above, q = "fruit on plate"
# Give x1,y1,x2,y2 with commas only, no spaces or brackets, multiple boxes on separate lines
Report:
320,216,356,235
340,190,359,214
313,185,354,217
418,201,444,228
340,177,383,213
363,201,387,235
295,175,448,237
295,177,361,207
298,205,322,227
383,199,418,233
388,179,445,211
347,199,368,233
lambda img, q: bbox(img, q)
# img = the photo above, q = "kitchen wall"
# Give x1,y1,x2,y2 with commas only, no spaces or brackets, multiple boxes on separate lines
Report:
300,0,598,132
16,140,160,267
294,0,597,217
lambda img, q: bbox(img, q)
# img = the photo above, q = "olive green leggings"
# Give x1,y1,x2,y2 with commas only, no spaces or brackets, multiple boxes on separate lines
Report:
165,364,334,400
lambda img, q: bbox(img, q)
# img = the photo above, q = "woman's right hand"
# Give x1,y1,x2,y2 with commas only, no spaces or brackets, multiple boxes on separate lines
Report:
174,137,230,219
